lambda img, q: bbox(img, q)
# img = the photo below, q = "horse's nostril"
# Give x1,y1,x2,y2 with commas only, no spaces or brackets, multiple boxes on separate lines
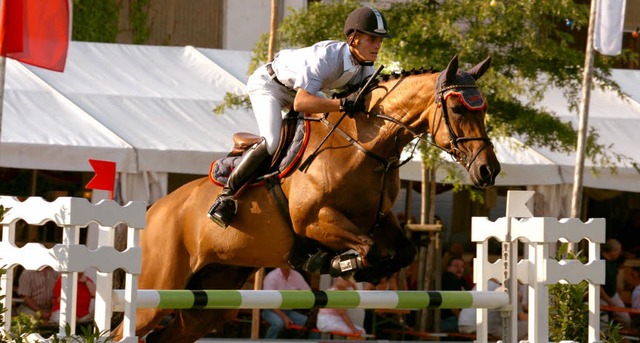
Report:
474,163,499,187
479,164,491,181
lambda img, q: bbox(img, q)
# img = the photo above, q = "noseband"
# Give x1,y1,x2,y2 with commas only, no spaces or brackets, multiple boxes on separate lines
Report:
434,84,493,170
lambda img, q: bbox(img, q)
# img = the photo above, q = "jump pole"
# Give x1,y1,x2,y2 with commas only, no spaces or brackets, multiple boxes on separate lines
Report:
111,289,509,311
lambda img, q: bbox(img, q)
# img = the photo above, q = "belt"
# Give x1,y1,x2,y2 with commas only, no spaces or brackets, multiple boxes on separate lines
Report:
266,63,289,89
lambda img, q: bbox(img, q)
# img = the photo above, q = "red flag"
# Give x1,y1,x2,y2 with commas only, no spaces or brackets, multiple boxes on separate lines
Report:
86,159,116,199
0,0,70,72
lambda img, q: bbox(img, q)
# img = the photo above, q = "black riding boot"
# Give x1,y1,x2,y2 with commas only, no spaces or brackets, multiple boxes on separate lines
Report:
208,138,270,228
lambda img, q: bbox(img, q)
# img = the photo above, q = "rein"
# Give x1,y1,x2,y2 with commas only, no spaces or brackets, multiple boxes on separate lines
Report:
302,113,401,227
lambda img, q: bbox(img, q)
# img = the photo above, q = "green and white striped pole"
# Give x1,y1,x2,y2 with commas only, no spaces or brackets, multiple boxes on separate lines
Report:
112,290,509,311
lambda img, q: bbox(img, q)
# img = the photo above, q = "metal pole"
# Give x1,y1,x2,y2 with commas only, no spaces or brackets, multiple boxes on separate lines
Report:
268,0,278,61
0,0,5,140
571,0,598,220
0,57,5,144
417,162,428,331
251,268,264,339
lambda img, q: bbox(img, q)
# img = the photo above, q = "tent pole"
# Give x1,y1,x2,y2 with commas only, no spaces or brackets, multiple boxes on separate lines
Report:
570,0,598,236
0,57,5,143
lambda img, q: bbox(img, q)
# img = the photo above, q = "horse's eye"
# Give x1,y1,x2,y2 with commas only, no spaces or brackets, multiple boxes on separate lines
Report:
451,105,466,114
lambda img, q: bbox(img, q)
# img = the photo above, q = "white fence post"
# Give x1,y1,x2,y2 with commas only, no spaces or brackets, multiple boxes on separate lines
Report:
471,190,605,343
0,196,145,343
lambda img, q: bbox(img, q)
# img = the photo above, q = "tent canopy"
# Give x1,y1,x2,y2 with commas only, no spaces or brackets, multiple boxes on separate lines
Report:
1,42,257,175
3,41,640,194
400,69,640,193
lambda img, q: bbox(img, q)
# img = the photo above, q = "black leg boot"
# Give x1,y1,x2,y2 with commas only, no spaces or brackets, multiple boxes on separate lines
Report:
208,138,270,228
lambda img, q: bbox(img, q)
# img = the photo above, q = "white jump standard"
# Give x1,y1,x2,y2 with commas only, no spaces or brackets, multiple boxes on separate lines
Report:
0,190,605,343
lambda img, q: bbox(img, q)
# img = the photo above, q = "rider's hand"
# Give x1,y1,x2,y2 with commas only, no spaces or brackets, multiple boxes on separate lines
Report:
339,93,366,117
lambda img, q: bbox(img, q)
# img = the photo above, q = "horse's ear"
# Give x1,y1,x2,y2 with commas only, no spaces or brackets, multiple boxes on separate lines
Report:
468,55,491,80
444,55,459,84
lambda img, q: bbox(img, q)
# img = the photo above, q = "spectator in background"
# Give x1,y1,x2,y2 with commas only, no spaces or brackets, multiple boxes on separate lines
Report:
49,272,96,324
628,265,640,327
16,266,59,320
317,277,366,336
261,267,317,339
440,257,472,332
441,243,465,270
442,242,473,287
601,239,631,327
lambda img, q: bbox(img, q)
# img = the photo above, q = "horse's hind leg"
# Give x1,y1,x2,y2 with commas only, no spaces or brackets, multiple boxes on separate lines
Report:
144,309,235,343
145,265,256,343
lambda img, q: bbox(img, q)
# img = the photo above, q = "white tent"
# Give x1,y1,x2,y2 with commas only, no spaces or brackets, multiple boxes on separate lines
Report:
400,69,640,194
3,41,640,204
1,42,258,203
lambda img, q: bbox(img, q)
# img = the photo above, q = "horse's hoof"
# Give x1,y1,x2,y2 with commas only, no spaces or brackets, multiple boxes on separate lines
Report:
353,268,381,285
303,251,332,273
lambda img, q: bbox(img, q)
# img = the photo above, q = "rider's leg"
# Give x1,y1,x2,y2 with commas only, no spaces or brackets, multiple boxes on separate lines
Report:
208,138,270,227
208,68,291,228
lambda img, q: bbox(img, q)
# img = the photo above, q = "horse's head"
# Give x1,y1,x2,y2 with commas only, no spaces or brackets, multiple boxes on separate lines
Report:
430,55,501,187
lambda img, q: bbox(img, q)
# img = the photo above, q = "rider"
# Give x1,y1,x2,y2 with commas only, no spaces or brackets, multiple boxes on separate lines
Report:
208,6,391,228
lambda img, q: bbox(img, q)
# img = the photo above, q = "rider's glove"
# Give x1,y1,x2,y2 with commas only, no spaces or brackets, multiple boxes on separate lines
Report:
339,93,366,117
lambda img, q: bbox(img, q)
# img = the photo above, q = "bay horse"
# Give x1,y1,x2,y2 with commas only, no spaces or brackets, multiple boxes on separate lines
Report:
113,55,501,342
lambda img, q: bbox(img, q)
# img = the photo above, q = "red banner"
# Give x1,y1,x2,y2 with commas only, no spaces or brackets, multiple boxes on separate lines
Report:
0,0,70,71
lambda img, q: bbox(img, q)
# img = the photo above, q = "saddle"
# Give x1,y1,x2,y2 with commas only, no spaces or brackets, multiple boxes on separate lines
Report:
209,111,309,187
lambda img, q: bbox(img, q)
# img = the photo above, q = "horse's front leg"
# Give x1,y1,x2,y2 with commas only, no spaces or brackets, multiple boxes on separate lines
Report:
303,206,374,257
354,212,417,284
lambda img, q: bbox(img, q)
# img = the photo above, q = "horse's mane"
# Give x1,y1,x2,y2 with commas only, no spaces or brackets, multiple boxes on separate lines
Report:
334,67,437,99
380,67,437,82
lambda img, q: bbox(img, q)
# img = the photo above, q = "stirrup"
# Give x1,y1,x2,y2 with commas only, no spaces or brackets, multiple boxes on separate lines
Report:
207,196,238,228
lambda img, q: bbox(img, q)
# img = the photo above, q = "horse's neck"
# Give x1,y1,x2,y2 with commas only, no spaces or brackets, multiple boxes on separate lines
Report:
371,74,438,151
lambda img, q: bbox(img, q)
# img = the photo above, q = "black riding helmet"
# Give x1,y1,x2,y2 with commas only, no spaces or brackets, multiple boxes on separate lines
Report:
344,7,392,39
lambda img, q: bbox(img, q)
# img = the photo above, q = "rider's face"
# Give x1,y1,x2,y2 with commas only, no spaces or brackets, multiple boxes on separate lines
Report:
350,32,384,63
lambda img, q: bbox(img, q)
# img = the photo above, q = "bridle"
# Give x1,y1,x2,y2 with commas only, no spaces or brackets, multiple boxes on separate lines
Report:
305,80,494,174
432,83,493,170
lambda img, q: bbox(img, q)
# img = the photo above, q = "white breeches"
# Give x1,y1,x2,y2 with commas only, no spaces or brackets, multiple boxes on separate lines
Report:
246,66,296,155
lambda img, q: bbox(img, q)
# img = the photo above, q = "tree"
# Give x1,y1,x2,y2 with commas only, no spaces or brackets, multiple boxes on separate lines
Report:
243,0,638,170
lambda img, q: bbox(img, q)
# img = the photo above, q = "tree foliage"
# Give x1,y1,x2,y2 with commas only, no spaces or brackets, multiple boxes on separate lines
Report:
71,0,120,43
71,0,150,44
247,0,638,170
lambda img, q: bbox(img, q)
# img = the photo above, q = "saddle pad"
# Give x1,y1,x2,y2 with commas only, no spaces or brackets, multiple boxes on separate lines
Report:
209,117,309,186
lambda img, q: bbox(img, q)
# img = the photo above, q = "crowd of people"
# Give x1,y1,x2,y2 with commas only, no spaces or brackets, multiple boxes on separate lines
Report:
254,241,524,340
12,237,638,340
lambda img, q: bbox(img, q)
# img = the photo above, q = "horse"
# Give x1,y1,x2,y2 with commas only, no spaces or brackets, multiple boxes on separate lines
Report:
112,55,501,342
